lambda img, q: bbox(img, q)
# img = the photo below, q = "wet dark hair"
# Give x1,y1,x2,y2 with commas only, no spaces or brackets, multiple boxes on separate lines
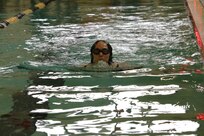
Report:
90,40,113,65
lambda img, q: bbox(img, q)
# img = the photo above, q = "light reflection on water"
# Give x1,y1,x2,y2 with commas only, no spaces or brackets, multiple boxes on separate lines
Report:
29,82,200,135
0,0,204,135
25,1,199,66
35,120,199,135
27,71,200,135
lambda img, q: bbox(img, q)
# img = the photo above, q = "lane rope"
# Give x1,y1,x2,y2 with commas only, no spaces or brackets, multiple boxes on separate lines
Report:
0,0,56,29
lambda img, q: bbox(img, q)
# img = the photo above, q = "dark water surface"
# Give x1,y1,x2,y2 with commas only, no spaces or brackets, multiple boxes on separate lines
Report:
0,0,204,135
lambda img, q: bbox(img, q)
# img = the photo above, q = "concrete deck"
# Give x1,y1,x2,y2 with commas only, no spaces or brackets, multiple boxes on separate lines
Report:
186,0,204,60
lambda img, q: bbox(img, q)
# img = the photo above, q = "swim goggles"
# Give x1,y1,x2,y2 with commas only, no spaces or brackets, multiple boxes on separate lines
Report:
92,48,110,55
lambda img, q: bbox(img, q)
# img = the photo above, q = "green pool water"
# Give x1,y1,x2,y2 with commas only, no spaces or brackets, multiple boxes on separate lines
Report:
0,0,204,135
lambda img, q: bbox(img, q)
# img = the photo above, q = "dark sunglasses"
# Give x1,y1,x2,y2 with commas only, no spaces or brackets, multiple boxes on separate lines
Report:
92,48,110,55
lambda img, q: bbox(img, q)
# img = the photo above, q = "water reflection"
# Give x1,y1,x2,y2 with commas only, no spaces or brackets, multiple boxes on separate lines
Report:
24,0,199,67
19,58,203,135
0,72,50,136
27,73,199,135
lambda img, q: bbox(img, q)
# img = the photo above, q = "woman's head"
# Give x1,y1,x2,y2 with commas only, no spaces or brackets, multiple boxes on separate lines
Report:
90,40,113,65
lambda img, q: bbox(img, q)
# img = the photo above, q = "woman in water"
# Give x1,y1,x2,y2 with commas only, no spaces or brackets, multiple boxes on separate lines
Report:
83,40,142,71
84,40,119,68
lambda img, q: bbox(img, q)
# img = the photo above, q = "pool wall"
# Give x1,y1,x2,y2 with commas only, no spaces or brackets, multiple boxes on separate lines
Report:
186,0,204,61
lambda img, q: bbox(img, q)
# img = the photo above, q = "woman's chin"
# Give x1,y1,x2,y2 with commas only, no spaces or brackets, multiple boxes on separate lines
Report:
97,60,108,64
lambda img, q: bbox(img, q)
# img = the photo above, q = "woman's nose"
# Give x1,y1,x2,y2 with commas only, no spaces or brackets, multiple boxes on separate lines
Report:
99,52,103,55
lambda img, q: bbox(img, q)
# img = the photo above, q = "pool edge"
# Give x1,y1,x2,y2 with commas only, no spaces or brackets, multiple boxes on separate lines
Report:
186,0,204,61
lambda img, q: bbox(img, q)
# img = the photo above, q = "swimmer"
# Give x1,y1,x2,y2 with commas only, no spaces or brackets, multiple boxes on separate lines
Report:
83,40,142,72
84,40,119,69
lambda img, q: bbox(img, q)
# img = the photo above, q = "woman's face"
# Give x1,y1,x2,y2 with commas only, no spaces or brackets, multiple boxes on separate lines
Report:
92,41,110,64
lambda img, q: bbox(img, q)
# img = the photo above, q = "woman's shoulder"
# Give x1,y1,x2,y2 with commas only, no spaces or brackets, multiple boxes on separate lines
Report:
111,62,128,68
112,62,143,70
83,63,92,68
